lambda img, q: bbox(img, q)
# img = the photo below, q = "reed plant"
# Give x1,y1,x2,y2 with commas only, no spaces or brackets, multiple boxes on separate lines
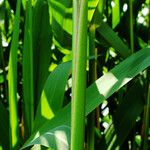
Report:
0,0,150,150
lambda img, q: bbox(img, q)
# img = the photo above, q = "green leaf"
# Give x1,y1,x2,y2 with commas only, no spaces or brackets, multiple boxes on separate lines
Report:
97,22,131,58
90,0,106,27
23,0,34,139
100,81,144,149
88,0,99,22
7,0,21,148
34,62,71,131
22,104,71,149
22,125,70,150
112,0,120,28
22,47,150,149
32,0,52,106
48,0,99,50
86,47,150,115
48,0,72,49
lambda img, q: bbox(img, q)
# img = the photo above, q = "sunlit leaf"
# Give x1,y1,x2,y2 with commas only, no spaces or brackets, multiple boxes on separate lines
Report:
22,47,150,149
34,62,71,130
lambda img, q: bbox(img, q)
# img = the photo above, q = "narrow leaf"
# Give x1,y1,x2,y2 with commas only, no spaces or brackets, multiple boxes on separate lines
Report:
32,0,52,106
23,0,34,138
22,125,70,150
34,62,71,130
112,0,120,28
22,47,150,149
97,22,131,58
7,0,21,148
101,81,144,149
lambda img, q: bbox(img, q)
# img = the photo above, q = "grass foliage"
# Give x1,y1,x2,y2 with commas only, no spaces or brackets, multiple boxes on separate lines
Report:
0,0,150,149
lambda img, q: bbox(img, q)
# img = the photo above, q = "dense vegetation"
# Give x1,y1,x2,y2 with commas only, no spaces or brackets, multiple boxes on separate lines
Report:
0,0,150,149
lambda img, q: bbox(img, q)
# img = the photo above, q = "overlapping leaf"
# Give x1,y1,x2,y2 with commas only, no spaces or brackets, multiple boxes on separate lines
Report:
32,0,52,106
22,125,70,150
34,62,71,130
22,47,150,149
97,22,131,58
99,81,144,149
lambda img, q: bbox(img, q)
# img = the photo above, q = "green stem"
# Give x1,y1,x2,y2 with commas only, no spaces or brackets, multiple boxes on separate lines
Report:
142,68,150,150
129,1,136,149
71,0,88,149
142,1,150,149
87,1,106,148
129,0,134,53
87,111,95,150
8,0,21,149
87,25,97,150
87,1,106,147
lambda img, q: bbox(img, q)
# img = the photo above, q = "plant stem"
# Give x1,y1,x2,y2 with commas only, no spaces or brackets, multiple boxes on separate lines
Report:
142,68,150,150
129,0,134,53
87,1,106,149
142,1,150,149
87,25,97,150
129,1,136,149
71,0,88,149
8,0,21,149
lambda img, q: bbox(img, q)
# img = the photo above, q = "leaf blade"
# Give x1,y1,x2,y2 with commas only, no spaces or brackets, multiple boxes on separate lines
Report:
22,47,150,149
7,0,21,148
23,0,34,138
34,62,71,130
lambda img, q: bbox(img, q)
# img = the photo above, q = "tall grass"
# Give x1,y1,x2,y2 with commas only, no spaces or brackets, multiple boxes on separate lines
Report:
0,0,150,150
